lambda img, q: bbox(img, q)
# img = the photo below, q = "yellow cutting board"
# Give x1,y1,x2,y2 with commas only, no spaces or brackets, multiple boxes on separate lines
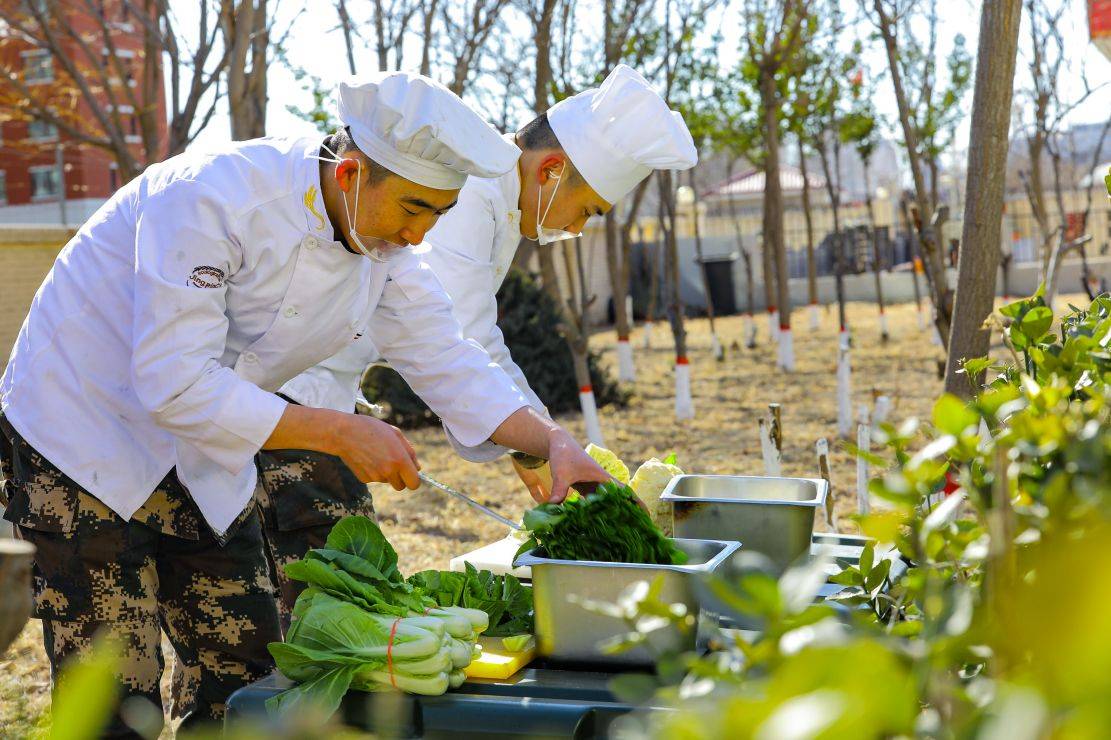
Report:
464,636,536,680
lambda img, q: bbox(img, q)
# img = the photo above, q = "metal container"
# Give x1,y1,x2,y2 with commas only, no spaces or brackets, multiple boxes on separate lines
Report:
662,475,827,573
514,538,740,666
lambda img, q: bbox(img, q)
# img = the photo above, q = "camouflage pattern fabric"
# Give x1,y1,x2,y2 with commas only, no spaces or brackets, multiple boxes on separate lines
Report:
0,414,280,738
255,448,375,624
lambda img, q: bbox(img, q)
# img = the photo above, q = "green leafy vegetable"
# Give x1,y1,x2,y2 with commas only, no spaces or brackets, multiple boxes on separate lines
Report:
267,516,492,717
516,480,687,565
407,562,534,637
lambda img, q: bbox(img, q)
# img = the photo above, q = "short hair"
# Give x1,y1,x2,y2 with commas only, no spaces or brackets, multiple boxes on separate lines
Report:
328,127,397,185
517,113,584,187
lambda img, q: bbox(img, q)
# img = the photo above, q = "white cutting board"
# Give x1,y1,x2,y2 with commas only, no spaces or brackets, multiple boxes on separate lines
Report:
449,536,532,579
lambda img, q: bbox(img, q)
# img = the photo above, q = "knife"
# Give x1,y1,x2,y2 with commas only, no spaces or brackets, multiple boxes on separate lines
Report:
418,472,524,531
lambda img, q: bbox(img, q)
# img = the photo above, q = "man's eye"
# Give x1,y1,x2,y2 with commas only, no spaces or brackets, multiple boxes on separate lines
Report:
402,207,417,216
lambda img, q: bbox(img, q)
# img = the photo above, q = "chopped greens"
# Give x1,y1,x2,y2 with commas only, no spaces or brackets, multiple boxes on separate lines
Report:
515,480,687,565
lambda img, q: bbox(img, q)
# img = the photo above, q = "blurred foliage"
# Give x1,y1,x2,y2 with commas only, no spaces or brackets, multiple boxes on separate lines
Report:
604,293,1111,739
363,269,626,428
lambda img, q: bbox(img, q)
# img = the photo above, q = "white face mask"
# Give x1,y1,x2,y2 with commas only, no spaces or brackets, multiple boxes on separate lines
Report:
314,143,388,262
534,167,579,246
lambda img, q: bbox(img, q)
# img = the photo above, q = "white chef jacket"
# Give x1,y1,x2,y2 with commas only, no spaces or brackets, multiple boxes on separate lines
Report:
280,139,546,461
0,137,528,534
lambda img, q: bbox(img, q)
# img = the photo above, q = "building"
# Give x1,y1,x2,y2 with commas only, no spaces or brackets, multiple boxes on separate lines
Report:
0,1,165,225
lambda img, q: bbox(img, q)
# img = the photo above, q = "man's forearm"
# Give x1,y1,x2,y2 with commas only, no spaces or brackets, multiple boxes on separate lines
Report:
489,406,565,458
264,403,345,453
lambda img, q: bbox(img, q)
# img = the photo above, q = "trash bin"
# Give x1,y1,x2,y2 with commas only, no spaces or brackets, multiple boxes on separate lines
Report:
696,252,739,316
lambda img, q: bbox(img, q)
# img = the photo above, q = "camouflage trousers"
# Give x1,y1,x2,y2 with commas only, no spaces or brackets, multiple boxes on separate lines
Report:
255,448,375,625
0,414,280,738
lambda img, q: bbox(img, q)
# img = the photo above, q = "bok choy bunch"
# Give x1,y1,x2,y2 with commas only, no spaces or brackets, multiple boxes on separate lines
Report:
266,516,489,718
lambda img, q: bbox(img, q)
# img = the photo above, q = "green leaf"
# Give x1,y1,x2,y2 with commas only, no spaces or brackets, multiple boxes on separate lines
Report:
663,452,679,466
1018,306,1054,343
859,542,875,577
932,394,980,437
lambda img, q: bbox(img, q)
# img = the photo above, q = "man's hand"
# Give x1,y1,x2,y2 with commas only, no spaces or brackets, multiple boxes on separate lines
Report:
546,429,611,503
333,414,422,491
511,455,552,504
265,404,421,491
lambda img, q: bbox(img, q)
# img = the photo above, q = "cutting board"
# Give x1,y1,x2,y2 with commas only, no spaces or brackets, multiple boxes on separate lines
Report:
449,536,532,579
464,635,536,680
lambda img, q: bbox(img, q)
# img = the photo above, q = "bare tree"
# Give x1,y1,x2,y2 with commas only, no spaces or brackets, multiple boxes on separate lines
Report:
1018,0,1107,282
222,0,270,139
0,0,231,181
440,0,513,95
944,0,1022,397
869,0,971,350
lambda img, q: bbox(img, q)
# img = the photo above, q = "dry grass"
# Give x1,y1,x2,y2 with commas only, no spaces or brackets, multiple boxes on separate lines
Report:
3,294,1081,734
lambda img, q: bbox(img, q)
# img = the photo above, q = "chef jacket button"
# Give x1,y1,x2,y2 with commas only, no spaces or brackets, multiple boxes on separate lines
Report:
284,306,298,318
303,236,318,250
243,351,258,364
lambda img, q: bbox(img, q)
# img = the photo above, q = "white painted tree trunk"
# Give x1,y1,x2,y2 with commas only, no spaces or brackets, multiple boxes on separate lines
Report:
617,339,636,382
743,314,757,348
930,323,943,346
809,302,820,331
759,418,782,476
579,387,604,446
711,333,724,361
879,310,889,339
816,438,834,529
641,321,652,349
626,295,635,330
776,327,795,371
872,395,892,429
767,309,780,342
856,407,871,515
917,306,927,330
837,343,852,437
674,359,694,420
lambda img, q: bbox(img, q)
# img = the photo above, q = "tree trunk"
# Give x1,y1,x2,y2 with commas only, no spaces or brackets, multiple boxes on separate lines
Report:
863,159,887,341
532,0,558,114
817,140,847,335
658,171,687,359
873,0,951,343
943,0,1022,397
760,70,792,369
224,0,268,140
337,0,358,74
798,138,818,315
689,169,720,359
420,0,440,76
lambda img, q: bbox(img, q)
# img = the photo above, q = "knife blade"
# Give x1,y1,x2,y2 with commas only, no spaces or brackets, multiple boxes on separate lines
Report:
418,472,523,531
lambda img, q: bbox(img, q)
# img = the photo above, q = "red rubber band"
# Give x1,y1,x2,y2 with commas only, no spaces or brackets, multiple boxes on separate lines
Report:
386,617,401,689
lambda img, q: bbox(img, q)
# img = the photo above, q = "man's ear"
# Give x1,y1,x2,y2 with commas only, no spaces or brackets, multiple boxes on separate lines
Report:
335,158,360,192
537,153,567,185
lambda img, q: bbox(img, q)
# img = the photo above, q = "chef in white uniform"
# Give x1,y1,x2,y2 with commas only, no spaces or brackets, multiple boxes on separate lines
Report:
0,71,609,735
257,65,698,614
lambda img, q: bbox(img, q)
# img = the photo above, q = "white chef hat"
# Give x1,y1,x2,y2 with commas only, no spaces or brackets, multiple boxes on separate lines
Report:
338,72,519,190
547,64,698,204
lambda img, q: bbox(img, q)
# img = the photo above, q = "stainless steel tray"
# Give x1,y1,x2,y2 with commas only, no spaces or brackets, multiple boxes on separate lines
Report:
513,538,741,666
661,475,828,573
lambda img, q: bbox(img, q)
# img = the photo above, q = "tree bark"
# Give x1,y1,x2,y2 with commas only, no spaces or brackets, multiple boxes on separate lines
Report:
863,158,887,341
873,0,951,343
224,0,269,140
658,170,688,359
817,137,847,333
689,169,718,336
943,0,1022,397
759,69,792,349
798,137,817,309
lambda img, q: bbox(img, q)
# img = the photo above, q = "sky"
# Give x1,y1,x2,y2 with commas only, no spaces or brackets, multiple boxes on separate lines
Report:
186,0,1111,156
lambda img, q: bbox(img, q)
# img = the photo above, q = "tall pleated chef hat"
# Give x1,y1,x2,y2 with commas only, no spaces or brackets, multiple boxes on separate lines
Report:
547,64,698,204
338,71,519,190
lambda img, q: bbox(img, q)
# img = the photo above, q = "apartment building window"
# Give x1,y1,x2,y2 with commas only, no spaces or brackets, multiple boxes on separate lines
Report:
30,165,60,201
109,164,118,191
28,118,58,141
0,171,7,205
22,50,54,84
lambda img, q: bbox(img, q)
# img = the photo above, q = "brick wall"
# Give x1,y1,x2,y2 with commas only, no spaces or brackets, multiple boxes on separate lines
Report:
0,226,71,362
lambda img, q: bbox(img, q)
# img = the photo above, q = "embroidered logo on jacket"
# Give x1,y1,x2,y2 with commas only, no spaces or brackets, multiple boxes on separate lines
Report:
189,265,226,289
304,185,326,231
